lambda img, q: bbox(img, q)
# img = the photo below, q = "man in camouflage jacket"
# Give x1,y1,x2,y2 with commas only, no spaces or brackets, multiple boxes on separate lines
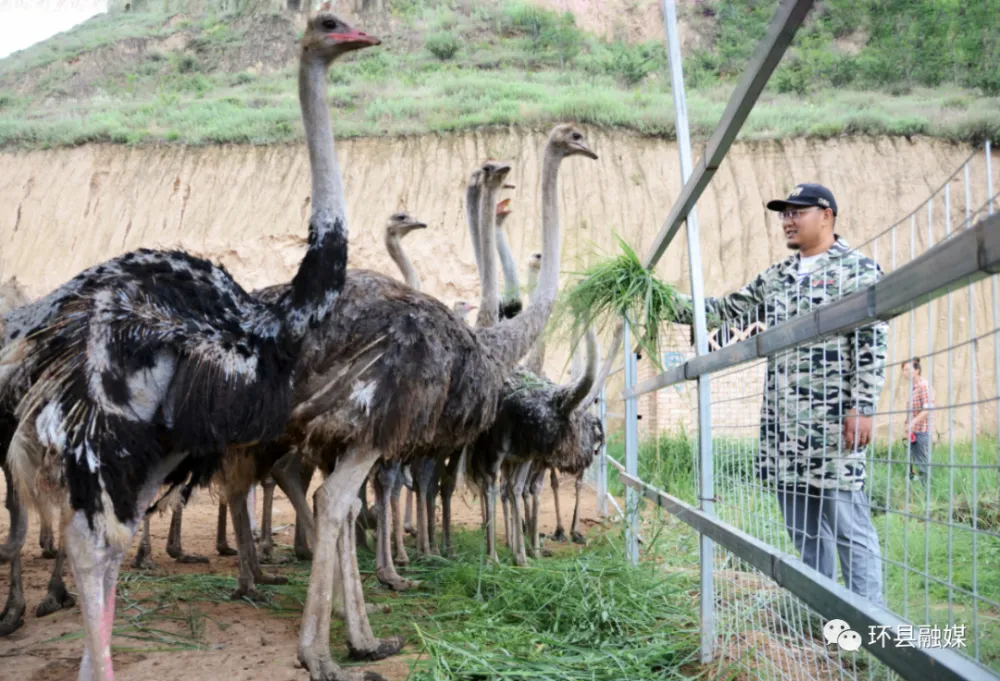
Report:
675,183,888,606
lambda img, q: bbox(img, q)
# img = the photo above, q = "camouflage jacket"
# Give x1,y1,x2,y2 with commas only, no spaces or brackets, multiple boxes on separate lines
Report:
675,237,888,490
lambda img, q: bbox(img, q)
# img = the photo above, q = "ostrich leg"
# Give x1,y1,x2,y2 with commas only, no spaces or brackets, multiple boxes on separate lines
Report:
63,512,128,681
372,461,415,591
500,475,512,548
510,461,532,566
425,456,442,556
228,488,287,602
259,476,277,562
355,481,372,552
412,458,435,556
439,448,463,557
550,468,567,541
0,548,25,636
298,448,401,681
270,451,317,560
39,516,57,559
166,507,209,564
403,485,416,538
0,470,24,564
131,517,157,570
527,467,550,558
35,544,76,618
0,480,27,635
216,503,237,556
389,471,408,566
570,473,586,545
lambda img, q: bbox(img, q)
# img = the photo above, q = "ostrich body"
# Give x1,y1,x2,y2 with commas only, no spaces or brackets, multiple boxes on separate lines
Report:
0,277,76,636
0,14,376,681
283,128,596,679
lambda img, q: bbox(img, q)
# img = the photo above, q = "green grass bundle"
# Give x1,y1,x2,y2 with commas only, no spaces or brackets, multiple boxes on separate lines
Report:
556,236,687,367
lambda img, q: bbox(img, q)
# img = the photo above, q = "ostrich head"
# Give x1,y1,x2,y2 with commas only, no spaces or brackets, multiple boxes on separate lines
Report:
480,160,512,190
495,198,512,228
385,211,427,238
302,9,380,61
452,299,477,321
549,123,598,160
526,251,542,274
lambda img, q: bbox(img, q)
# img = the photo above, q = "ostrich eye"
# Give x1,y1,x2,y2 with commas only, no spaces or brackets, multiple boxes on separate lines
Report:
571,132,582,141
321,18,338,31
393,213,406,221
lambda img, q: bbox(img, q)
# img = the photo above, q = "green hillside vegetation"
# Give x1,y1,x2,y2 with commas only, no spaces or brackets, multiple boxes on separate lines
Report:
0,0,997,149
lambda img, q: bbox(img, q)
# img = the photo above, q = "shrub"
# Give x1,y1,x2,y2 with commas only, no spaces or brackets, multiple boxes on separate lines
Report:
425,31,460,61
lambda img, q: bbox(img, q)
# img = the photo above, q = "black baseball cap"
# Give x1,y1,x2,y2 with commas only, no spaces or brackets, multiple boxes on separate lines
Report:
766,183,838,216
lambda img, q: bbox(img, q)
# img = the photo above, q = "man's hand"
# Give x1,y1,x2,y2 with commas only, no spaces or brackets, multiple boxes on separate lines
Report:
843,408,873,449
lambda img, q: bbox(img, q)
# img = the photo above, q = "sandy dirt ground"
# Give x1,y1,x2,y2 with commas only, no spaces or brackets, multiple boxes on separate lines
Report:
0,472,608,681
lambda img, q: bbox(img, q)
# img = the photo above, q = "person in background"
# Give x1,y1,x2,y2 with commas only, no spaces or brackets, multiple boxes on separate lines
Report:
902,357,932,482
674,183,889,607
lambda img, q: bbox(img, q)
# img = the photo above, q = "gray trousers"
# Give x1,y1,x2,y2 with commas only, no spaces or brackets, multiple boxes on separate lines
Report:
908,432,931,479
777,486,885,607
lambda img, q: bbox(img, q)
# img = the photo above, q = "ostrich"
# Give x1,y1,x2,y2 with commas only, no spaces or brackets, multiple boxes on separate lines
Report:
473,328,605,566
283,127,596,677
0,12,377,680
411,197,515,559
151,211,427,572
0,277,76,636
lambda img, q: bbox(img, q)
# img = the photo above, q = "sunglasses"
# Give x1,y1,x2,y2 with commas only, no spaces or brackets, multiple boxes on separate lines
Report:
779,206,823,220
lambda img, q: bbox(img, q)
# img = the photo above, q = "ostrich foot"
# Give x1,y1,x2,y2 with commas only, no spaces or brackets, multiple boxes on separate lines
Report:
131,546,157,570
230,585,272,603
216,542,238,557
0,592,25,636
35,584,75,618
0,604,25,636
404,523,417,538
296,545,314,561
254,571,288,586
175,553,210,564
367,603,391,615
551,528,568,542
39,525,57,559
299,648,388,681
375,567,418,592
347,634,406,662
541,548,554,558
392,550,409,567
571,531,586,545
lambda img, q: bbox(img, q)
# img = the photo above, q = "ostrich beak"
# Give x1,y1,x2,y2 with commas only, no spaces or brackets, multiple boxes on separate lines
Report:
572,140,598,160
331,30,381,48
405,220,427,230
496,198,512,216
503,183,516,189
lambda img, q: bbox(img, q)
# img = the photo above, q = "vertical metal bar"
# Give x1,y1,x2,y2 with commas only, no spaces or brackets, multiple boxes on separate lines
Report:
623,320,640,566
598,344,608,516
945,182,956,630
987,142,1000,494
662,0,714,663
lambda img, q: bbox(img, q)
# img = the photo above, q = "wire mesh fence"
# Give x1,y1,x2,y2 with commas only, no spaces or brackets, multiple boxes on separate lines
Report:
593,143,1000,681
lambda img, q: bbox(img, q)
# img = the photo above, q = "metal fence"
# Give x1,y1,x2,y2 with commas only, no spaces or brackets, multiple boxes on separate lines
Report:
582,1,1000,680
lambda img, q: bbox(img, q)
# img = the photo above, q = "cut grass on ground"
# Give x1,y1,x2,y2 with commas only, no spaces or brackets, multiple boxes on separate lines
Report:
106,528,702,680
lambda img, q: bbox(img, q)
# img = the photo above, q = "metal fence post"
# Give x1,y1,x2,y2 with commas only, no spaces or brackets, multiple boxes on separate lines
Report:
595,340,608,516
662,0,715,663
623,320,640,565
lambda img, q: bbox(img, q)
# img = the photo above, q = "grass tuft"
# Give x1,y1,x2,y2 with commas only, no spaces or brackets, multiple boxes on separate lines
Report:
555,236,688,368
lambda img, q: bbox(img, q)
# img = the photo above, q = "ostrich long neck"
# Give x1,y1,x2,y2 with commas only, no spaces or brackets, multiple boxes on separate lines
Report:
556,327,598,414
284,53,348,341
385,232,420,290
521,265,545,374
465,176,483,279
475,180,503,329
582,321,624,406
496,217,521,311
479,145,563,367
